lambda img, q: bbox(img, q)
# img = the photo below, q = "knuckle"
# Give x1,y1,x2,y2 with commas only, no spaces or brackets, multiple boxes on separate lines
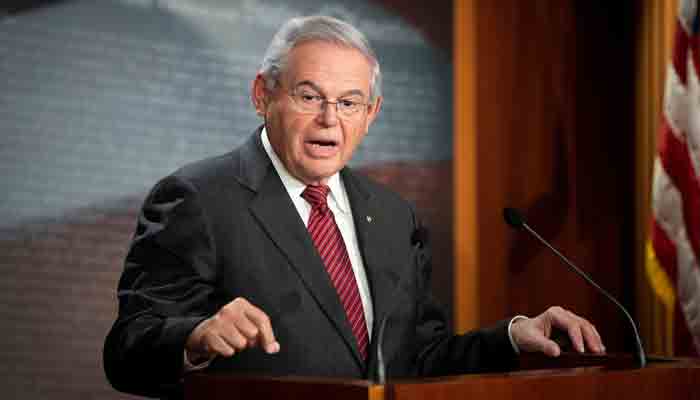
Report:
221,303,245,321
244,326,259,338
232,297,249,307
218,306,234,320
233,336,247,349
210,314,224,327
551,306,565,314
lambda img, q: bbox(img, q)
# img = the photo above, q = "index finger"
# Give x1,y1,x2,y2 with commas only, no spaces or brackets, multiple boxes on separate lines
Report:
548,308,585,353
243,303,280,354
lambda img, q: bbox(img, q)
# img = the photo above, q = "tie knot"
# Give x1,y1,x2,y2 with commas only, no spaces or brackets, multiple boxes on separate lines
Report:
302,185,330,208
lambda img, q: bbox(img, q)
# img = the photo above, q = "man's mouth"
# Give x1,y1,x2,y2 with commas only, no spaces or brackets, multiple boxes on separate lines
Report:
305,138,341,158
307,139,338,147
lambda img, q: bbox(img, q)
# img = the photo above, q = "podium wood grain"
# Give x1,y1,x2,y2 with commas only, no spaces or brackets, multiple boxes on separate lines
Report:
184,357,700,400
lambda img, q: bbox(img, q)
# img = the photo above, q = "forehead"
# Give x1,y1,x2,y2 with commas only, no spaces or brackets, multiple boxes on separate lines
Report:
283,41,373,95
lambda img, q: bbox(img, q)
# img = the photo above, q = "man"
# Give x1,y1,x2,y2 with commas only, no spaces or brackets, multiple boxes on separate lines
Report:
104,15,604,398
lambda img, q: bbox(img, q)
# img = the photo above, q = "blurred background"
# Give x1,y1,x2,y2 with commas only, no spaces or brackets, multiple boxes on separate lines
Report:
0,0,696,399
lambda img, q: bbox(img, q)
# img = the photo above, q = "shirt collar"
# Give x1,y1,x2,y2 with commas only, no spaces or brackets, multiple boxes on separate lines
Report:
260,127,350,214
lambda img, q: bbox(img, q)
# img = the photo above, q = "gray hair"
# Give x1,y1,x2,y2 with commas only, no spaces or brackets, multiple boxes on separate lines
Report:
259,15,382,102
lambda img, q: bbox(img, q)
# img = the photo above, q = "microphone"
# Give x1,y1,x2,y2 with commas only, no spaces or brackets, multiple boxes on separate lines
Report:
503,207,646,368
375,314,388,384
411,226,429,249
375,226,429,383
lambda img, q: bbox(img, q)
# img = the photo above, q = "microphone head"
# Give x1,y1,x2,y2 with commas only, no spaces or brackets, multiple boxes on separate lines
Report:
411,226,429,248
503,207,525,228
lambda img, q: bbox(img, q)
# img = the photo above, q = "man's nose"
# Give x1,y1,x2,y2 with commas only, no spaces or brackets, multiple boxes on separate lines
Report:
316,101,339,127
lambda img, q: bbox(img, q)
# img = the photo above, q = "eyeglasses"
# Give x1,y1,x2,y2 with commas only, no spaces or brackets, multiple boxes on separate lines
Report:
287,88,369,118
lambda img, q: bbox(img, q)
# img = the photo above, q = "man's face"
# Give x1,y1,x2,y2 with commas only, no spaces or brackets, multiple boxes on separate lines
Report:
253,41,382,185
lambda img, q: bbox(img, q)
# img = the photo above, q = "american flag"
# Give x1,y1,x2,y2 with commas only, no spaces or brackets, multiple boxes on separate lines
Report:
648,0,700,356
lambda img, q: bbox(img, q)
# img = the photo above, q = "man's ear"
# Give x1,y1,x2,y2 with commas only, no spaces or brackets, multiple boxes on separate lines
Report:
364,96,383,130
251,74,270,117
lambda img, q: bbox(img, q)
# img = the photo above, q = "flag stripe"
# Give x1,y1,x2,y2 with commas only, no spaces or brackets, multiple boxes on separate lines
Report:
657,118,700,261
651,218,679,287
673,19,689,86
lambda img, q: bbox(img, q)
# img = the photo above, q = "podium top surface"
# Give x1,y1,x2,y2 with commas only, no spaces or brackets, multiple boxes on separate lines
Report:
184,357,700,400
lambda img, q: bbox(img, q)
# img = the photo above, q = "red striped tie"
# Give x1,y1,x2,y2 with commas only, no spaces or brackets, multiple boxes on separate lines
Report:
302,184,369,360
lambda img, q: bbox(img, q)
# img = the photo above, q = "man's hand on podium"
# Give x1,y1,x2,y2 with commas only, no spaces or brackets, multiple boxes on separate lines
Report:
510,306,606,357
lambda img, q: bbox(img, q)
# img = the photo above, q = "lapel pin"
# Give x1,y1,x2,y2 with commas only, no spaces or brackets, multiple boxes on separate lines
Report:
366,216,372,223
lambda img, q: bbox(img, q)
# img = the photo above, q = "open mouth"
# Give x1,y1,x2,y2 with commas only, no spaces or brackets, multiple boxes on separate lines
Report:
305,138,340,158
307,139,338,147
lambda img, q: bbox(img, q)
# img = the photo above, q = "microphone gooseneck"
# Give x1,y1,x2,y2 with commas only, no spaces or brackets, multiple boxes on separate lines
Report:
376,316,388,384
503,208,647,368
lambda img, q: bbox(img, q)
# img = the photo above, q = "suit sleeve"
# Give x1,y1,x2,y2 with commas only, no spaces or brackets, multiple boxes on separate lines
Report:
103,175,218,398
410,214,519,376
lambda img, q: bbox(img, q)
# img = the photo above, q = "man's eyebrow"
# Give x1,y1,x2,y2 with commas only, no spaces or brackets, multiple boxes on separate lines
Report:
338,89,365,99
294,81,322,93
294,81,366,99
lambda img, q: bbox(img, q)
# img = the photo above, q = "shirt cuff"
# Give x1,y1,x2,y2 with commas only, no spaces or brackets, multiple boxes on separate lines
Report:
507,315,529,354
183,349,214,372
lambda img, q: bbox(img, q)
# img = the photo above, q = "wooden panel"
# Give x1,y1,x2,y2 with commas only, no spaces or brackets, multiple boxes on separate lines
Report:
389,361,700,400
453,0,480,331
184,374,384,400
183,359,700,400
453,0,637,353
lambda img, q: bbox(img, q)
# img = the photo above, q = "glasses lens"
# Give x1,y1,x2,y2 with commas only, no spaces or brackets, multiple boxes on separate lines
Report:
295,92,322,112
337,101,357,116
290,90,365,118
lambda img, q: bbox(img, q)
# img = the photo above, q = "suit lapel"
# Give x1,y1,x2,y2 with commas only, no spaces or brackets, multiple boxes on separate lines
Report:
241,131,365,368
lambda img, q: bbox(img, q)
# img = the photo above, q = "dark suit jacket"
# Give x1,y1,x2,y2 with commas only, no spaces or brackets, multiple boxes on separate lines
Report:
103,128,518,398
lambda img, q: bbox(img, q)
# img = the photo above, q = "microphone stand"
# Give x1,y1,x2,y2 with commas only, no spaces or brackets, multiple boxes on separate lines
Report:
504,208,646,368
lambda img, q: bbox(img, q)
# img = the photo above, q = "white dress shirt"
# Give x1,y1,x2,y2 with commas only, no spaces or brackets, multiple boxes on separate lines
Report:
260,127,374,335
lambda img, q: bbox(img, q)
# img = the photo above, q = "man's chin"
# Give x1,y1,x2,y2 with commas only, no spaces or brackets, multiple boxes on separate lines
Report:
298,164,342,185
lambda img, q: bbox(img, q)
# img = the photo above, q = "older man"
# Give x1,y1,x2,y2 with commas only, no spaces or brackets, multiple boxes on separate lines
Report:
103,15,604,398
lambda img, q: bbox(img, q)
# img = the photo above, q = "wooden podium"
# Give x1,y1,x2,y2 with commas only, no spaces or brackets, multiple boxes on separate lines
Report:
184,354,700,400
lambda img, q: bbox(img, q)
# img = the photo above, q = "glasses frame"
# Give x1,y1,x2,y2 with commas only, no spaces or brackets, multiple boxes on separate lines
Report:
285,86,370,119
